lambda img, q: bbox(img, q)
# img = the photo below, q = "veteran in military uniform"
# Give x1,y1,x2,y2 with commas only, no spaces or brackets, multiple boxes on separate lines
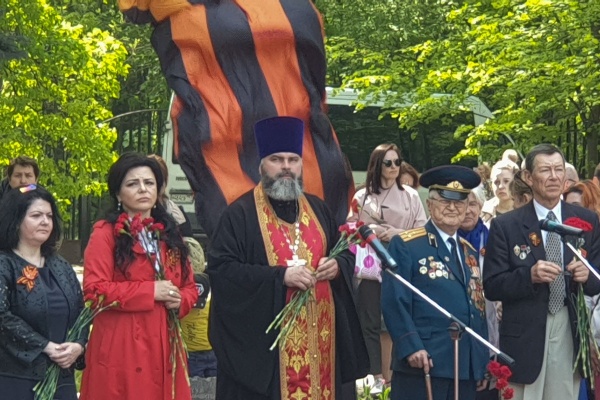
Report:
382,165,489,400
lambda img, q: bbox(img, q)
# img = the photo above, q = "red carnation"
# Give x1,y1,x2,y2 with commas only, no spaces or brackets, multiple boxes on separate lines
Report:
496,378,508,390
338,224,351,235
117,212,128,224
487,360,502,376
499,365,512,379
487,360,513,399
142,217,154,227
563,217,593,232
502,387,514,399
114,222,125,236
152,223,165,233
129,214,144,236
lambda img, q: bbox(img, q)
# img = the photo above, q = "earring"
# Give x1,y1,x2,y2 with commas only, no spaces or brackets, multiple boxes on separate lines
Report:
153,203,157,209
117,201,122,211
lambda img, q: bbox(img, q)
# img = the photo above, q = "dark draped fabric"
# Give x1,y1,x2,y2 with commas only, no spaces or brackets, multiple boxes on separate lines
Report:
207,191,368,398
122,0,354,238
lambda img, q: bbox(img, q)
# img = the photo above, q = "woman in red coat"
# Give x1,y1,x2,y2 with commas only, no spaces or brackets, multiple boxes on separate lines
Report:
80,153,197,400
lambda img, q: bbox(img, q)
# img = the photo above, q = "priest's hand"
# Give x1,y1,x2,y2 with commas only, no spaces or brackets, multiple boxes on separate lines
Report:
315,257,339,281
284,265,316,290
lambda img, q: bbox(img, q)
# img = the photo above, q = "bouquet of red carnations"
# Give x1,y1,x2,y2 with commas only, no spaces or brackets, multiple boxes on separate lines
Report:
266,221,366,350
114,212,189,398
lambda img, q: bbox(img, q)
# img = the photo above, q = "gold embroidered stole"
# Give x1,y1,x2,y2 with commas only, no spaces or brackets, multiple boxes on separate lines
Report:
254,184,336,400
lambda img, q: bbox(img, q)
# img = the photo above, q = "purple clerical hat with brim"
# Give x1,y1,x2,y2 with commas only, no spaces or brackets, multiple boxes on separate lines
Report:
254,116,304,159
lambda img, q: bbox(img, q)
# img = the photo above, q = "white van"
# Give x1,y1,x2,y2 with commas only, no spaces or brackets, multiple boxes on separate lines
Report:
161,88,493,238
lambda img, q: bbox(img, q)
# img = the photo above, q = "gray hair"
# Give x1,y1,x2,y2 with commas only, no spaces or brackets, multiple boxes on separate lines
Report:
565,162,579,182
470,185,486,206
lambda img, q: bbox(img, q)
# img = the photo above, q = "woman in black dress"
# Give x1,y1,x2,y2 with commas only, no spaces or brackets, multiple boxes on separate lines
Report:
0,184,85,399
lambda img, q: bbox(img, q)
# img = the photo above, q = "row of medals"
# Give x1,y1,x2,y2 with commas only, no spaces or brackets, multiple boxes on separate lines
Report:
418,256,453,280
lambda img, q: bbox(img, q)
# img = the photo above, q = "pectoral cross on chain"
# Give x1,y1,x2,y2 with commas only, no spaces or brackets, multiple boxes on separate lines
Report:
286,255,307,267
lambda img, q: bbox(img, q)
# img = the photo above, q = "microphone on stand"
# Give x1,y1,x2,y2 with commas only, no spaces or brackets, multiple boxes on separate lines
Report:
357,225,398,269
539,219,584,237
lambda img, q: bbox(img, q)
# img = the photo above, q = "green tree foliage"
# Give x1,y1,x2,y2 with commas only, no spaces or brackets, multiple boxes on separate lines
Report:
320,0,600,174
0,0,128,211
51,0,170,129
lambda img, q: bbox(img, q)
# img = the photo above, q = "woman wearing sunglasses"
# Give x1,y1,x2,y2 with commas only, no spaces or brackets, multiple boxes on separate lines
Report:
0,184,86,399
347,143,427,393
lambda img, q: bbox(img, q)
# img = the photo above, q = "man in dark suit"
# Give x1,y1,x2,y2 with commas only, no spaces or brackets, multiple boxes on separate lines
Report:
483,144,600,400
382,165,489,400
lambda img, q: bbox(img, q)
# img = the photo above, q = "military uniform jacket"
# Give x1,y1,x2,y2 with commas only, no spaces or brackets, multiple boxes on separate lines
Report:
382,220,489,381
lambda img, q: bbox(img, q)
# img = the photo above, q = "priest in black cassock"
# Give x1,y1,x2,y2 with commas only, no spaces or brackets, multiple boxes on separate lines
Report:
207,116,369,400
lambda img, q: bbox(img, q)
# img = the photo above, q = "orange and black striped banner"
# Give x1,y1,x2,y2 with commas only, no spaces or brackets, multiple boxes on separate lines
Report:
122,0,354,238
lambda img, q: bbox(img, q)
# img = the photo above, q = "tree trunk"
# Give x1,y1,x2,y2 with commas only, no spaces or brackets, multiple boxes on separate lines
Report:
586,105,600,178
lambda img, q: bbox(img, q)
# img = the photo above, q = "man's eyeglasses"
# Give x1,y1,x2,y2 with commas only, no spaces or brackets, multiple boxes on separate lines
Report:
429,197,467,210
19,184,37,193
382,159,401,168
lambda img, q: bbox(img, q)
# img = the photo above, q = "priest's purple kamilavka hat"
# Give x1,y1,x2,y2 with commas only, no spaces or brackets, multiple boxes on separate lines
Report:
254,116,304,159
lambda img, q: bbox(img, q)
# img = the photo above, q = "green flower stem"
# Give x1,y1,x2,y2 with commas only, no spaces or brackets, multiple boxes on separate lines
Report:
34,298,117,400
573,283,596,388
265,230,361,351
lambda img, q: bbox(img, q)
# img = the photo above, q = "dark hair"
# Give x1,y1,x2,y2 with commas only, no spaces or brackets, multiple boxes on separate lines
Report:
509,170,532,202
0,185,61,257
400,161,420,189
106,153,190,280
6,156,40,179
365,143,404,195
525,144,565,172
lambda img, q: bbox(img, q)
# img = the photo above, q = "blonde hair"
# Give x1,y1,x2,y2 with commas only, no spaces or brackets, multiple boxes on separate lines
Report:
184,237,206,274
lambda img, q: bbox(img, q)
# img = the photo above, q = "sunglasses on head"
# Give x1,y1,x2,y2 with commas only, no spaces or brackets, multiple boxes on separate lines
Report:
382,159,401,168
19,184,37,193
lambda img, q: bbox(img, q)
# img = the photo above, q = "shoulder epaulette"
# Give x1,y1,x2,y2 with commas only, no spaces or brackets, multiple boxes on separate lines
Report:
399,227,427,242
459,237,476,252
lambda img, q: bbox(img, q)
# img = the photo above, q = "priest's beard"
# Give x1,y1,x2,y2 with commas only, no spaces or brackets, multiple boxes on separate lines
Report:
261,171,303,201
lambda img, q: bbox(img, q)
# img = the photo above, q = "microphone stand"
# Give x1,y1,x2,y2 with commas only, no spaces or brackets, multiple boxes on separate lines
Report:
381,266,515,400
564,240,600,282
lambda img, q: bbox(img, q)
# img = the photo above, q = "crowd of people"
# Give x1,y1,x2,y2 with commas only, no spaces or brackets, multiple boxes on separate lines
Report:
3,124,600,400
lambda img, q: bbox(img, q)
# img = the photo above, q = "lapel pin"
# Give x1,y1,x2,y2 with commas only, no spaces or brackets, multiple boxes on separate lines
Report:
529,232,541,247
428,233,438,248
513,245,520,257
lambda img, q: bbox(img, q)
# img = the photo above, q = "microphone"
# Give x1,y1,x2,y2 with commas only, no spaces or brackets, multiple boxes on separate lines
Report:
357,225,398,269
539,219,584,237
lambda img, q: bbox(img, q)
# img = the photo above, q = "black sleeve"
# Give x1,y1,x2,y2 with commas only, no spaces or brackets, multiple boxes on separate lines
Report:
0,257,49,365
177,205,194,238
483,217,538,301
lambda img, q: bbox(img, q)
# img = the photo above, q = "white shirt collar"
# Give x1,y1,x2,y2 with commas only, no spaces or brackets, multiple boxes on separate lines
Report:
533,199,562,223
431,221,458,251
